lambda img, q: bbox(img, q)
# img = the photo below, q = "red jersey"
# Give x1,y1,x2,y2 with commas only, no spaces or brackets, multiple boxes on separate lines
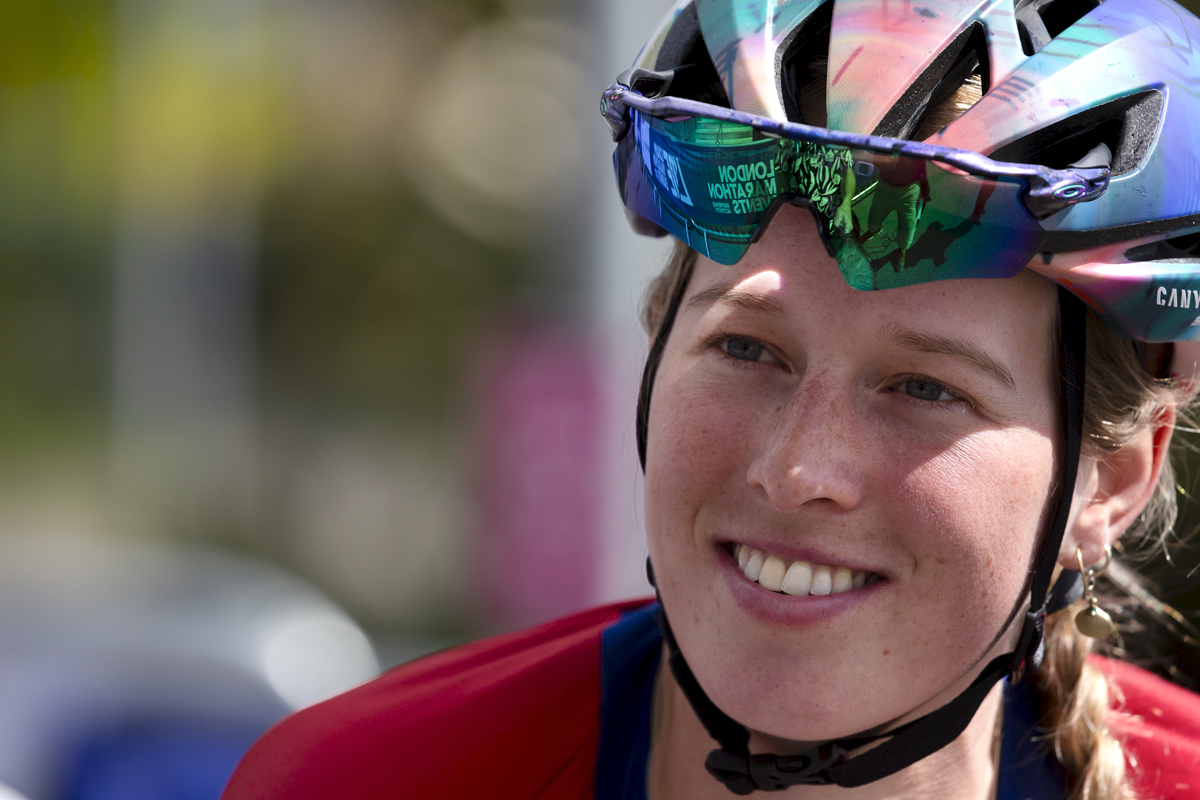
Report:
221,600,1200,799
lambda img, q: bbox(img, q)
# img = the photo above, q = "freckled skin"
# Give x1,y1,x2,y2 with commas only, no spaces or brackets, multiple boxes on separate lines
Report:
644,206,1060,746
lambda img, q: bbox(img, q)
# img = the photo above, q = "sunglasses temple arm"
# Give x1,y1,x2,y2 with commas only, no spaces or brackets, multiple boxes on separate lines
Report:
928,148,1110,219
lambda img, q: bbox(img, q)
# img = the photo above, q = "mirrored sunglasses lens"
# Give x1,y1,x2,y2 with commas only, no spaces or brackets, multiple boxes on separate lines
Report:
617,111,1044,281
831,153,1043,290
619,111,851,265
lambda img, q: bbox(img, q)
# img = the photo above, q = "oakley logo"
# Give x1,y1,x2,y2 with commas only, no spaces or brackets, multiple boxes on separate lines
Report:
853,160,878,180
1156,286,1200,308
652,144,693,206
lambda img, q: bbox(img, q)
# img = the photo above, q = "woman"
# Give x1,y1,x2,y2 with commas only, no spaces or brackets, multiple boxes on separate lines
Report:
223,1,1200,798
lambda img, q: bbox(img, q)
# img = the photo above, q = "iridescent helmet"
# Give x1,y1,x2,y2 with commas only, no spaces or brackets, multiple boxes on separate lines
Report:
609,0,1200,352
604,0,1200,792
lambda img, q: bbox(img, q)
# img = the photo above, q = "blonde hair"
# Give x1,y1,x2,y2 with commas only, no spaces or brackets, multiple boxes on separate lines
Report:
641,241,1195,800
1037,309,1193,800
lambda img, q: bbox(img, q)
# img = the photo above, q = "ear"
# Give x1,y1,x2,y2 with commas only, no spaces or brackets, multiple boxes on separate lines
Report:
1059,406,1175,569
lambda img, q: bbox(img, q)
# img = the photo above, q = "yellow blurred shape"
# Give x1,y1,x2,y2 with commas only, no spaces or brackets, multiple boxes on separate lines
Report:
117,4,281,218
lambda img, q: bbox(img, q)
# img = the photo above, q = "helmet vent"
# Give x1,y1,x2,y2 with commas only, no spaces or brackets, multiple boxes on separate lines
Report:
653,1,732,108
871,22,991,140
914,71,983,141
778,0,834,126
1016,0,1104,57
988,90,1162,178
1125,231,1200,264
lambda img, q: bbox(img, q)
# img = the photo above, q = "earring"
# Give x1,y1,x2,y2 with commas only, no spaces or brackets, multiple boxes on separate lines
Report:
1074,546,1115,639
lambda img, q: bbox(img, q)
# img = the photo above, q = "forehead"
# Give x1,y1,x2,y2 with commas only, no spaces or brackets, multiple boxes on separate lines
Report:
685,207,1058,350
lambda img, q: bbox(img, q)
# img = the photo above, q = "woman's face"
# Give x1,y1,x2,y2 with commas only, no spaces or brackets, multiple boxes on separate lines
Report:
644,206,1060,742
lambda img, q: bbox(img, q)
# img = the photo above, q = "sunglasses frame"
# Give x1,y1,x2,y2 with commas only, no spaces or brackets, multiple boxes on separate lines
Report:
601,76,1110,221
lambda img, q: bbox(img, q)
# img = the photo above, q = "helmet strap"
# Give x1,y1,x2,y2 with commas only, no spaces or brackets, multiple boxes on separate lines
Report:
642,287,1087,792
637,251,697,469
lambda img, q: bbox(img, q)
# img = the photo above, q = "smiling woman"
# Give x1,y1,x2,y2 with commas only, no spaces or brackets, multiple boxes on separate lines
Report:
220,2,1200,799
640,215,1186,799
646,212,1060,691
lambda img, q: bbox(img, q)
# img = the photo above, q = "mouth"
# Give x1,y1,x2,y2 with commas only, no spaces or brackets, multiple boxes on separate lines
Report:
728,543,884,597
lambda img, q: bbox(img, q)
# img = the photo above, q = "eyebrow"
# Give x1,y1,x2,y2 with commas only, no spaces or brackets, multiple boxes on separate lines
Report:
686,283,789,317
889,326,1017,390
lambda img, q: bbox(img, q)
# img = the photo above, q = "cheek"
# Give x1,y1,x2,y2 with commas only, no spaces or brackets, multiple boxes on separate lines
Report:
891,426,1056,629
644,374,750,557
642,358,790,615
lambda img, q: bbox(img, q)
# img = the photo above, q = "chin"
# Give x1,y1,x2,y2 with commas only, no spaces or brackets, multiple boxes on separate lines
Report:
656,550,1009,744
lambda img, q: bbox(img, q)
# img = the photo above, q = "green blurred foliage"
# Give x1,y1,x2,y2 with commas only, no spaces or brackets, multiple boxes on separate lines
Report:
255,0,539,429
0,0,538,451
259,175,530,425
0,0,114,453
0,1,111,86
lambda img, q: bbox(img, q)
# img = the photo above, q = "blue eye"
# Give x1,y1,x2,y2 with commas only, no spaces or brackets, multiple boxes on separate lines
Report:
723,337,768,362
904,379,950,402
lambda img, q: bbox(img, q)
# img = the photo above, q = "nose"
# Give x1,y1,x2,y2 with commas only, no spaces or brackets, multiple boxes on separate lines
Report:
745,376,865,513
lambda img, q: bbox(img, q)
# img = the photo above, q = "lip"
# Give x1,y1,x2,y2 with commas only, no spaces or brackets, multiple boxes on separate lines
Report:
718,542,887,627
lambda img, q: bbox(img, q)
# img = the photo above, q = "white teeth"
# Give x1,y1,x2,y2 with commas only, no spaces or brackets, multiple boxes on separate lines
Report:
781,561,813,596
758,555,786,592
744,549,765,582
832,567,853,594
736,545,876,597
809,565,833,596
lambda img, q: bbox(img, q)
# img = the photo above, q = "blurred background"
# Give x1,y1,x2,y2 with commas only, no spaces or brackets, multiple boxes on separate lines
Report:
0,1,1198,799
0,1,675,797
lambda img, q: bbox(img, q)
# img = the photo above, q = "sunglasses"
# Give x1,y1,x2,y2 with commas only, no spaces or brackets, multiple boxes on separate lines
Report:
602,78,1110,292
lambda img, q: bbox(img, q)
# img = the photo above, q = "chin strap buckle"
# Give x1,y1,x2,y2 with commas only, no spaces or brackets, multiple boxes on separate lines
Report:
705,742,850,794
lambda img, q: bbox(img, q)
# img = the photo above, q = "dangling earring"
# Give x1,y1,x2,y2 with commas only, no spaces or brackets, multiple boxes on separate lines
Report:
1074,546,1114,638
